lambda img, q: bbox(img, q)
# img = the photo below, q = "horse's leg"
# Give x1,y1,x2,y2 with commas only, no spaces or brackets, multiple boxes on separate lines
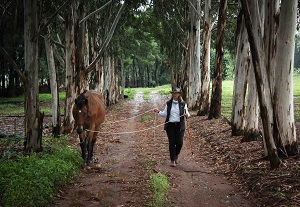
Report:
86,129,95,165
79,132,87,162
91,131,98,158
86,140,95,165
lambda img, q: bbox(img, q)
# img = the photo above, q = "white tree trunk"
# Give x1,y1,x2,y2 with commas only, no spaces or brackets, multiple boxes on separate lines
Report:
63,6,76,133
274,0,297,155
244,63,259,141
241,0,280,168
188,0,201,109
198,0,211,115
231,13,249,135
264,0,280,94
44,36,60,134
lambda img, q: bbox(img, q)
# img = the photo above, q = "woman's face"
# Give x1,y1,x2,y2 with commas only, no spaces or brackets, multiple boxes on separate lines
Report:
172,92,180,100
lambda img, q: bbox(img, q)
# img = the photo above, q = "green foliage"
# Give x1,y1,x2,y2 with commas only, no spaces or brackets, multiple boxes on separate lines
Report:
0,136,83,207
149,173,170,207
210,49,235,80
124,88,137,100
294,40,300,69
223,51,235,80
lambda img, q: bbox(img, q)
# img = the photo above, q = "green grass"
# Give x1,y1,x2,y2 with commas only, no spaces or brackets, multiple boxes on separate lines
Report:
0,92,66,102
149,173,170,207
146,160,170,207
143,89,151,100
221,76,300,121
131,84,171,95
140,115,153,122
0,92,66,115
221,80,234,118
0,135,83,207
293,75,300,121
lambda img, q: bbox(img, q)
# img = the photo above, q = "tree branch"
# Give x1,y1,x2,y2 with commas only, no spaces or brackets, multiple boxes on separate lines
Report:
32,0,71,41
0,46,26,83
85,1,128,72
79,0,113,25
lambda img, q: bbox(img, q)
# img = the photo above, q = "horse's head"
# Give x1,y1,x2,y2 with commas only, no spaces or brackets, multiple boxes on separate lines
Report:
73,92,89,134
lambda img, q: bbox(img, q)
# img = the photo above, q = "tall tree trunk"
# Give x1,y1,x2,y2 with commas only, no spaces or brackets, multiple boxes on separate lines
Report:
241,0,280,168
24,0,43,151
198,0,211,116
44,35,61,137
74,0,88,95
264,0,279,92
244,63,260,142
231,10,249,136
63,5,76,134
188,0,201,109
274,0,298,156
120,56,125,99
208,0,227,119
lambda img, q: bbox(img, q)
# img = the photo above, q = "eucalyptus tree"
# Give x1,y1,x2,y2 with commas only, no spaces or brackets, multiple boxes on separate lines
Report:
197,0,212,115
23,0,43,151
240,0,298,168
62,0,130,132
152,0,188,90
231,8,249,136
187,0,201,110
273,0,298,156
208,0,228,119
44,34,61,137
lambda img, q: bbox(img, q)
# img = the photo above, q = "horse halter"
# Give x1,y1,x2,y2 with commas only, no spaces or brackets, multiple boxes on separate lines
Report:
75,93,89,119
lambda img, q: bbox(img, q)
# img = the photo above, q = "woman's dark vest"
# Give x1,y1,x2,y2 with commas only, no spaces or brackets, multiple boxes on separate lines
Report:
164,98,186,131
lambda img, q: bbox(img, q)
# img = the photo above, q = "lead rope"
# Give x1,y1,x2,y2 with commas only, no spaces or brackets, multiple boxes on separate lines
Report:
86,114,186,135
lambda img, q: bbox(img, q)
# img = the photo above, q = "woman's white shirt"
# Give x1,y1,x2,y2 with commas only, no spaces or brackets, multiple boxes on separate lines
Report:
158,101,190,122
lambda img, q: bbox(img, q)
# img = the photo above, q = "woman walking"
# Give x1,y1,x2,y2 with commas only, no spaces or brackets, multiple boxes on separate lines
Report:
154,87,190,167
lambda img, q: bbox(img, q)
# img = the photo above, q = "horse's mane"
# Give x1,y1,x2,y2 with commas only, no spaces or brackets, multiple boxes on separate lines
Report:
75,91,88,110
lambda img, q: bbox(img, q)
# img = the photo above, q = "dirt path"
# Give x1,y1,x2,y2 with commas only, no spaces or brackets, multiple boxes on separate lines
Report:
49,92,256,207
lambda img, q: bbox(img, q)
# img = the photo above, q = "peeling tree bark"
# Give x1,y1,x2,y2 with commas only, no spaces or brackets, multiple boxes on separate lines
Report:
208,0,227,119
24,0,43,152
188,0,201,110
44,35,61,137
231,10,249,136
241,0,280,168
63,4,75,134
198,0,211,116
274,0,298,156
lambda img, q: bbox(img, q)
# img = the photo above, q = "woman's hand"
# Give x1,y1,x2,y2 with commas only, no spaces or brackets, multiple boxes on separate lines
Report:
154,108,159,113
183,113,189,118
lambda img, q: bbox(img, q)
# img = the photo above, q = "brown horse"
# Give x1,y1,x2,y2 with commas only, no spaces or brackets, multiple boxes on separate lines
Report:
72,90,105,164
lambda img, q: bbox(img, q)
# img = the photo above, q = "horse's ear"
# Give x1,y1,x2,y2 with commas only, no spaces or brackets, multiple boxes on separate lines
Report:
85,99,88,105
75,99,78,105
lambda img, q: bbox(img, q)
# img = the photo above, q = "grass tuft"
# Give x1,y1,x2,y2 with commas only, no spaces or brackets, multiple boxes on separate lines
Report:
149,172,170,207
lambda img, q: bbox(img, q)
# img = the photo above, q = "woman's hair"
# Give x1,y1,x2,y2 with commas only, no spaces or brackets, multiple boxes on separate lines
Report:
179,96,184,103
